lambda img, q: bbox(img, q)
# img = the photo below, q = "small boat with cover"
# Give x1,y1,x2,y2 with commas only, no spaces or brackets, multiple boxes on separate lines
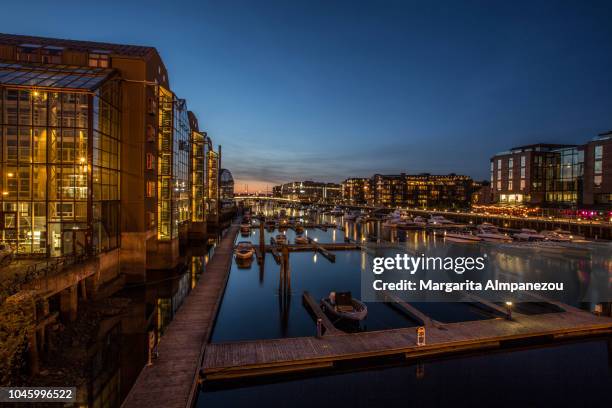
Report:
320,291,368,321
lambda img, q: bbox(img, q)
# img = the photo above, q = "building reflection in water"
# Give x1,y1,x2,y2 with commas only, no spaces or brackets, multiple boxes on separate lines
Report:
73,246,212,407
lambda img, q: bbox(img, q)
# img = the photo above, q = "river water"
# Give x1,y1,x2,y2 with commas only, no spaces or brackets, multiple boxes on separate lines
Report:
199,205,612,407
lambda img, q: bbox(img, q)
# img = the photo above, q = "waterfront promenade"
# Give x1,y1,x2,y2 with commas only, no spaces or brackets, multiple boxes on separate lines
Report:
122,223,239,408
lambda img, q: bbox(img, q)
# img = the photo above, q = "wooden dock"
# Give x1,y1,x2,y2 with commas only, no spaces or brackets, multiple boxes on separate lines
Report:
381,291,437,327
302,291,342,335
122,224,240,408
263,243,360,252
201,307,612,381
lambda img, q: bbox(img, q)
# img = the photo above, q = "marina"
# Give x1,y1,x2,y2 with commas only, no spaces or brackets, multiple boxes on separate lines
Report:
193,204,612,393
2,9,612,407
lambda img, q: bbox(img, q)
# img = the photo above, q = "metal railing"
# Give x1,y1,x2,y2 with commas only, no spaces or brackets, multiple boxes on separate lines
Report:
0,251,91,302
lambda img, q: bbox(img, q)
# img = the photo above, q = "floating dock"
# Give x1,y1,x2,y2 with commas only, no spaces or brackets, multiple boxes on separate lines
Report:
201,307,612,381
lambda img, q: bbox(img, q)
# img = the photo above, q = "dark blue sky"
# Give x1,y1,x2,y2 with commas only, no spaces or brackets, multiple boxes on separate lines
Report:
4,0,612,191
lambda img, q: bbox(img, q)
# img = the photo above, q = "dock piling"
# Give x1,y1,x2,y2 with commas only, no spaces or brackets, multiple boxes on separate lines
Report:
258,220,265,264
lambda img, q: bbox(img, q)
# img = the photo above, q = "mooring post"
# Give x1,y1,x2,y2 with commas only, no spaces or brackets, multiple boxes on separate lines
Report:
282,245,291,292
316,318,323,338
259,219,265,256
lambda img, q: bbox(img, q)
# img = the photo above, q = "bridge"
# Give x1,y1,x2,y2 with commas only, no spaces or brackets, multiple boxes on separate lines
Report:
234,195,303,203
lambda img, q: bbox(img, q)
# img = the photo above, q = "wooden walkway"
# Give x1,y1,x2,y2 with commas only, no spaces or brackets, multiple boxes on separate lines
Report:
202,308,612,380
382,291,437,327
122,224,239,408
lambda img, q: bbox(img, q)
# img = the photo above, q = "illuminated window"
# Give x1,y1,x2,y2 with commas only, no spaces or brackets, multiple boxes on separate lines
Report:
594,145,603,187
146,181,156,197
16,44,42,62
146,153,155,170
594,175,602,187
88,52,110,68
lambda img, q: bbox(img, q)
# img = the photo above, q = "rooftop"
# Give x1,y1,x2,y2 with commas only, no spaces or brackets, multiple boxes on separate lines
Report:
509,143,577,152
0,61,117,91
493,143,578,156
0,33,157,58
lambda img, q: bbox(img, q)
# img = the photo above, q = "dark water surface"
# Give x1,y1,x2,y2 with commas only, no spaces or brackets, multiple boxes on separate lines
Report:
198,338,612,408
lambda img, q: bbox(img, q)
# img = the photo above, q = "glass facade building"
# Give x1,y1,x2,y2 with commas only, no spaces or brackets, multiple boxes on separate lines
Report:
191,130,206,222
157,87,191,240
206,149,219,218
219,168,234,205
0,64,120,256
545,147,584,205
364,174,472,208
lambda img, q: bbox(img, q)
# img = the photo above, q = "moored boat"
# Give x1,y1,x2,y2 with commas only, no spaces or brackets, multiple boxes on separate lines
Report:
320,291,368,321
234,241,254,260
413,216,427,226
541,230,572,242
476,223,512,243
344,210,360,221
444,232,482,243
428,215,455,225
295,235,309,244
513,228,546,241
330,206,344,216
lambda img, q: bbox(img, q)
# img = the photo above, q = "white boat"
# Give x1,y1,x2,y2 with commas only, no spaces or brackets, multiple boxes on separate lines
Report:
428,215,455,225
541,230,572,242
295,235,309,244
413,216,427,226
234,241,254,260
387,209,409,220
513,228,546,241
344,211,361,221
476,224,512,243
444,232,482,243
330,206,344,216
553,229,585,242
382,218,404,228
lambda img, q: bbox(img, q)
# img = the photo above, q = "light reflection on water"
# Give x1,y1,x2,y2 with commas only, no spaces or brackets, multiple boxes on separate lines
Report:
213,206,611,341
